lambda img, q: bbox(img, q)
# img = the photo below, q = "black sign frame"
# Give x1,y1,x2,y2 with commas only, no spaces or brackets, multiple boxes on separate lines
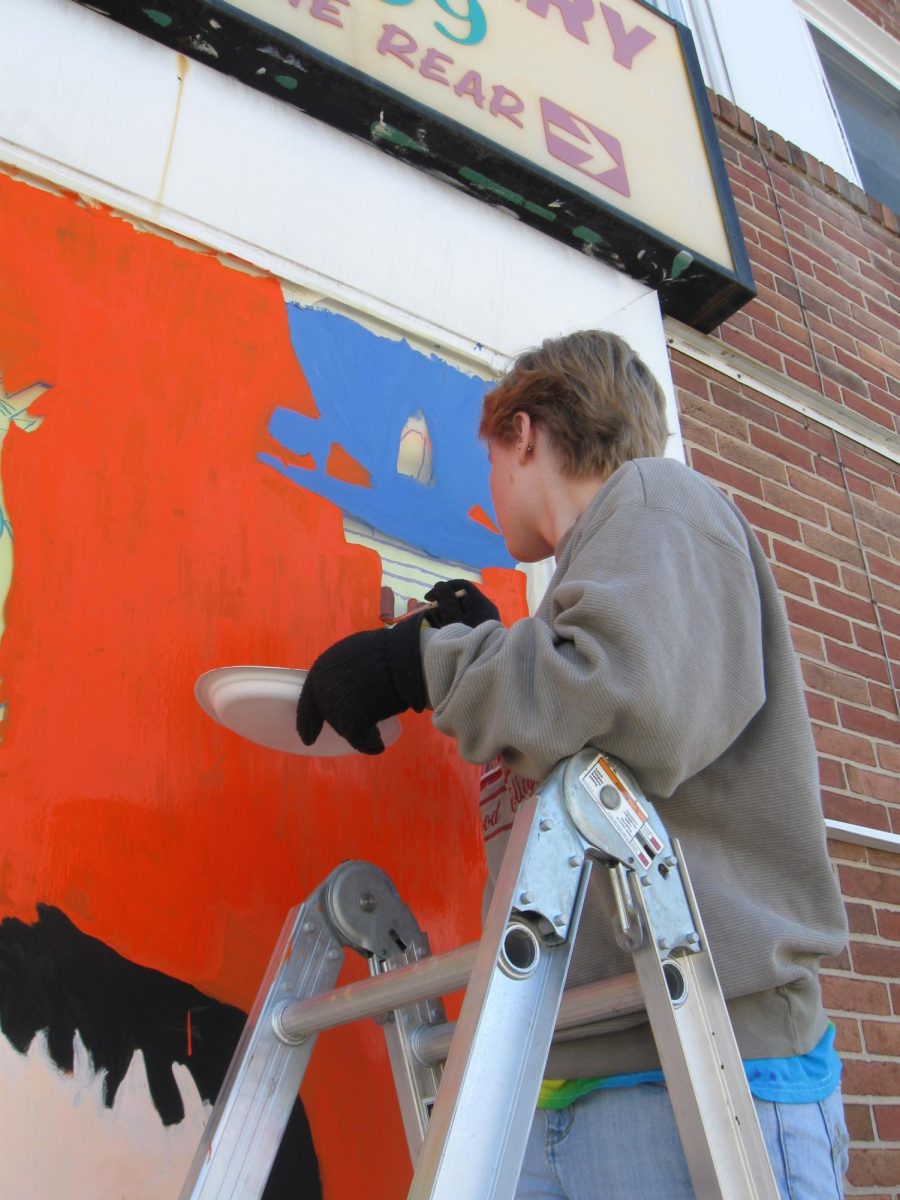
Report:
71,0,755,331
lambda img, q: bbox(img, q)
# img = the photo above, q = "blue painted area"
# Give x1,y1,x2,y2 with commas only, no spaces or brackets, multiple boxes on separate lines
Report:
261,305,513,567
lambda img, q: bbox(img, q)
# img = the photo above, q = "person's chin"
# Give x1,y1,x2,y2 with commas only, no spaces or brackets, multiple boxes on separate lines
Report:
506,541,546,564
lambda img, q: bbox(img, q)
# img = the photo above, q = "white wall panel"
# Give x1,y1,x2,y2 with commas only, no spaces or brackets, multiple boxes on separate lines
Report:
1,0,181,203
684,0,858,180
160,55,648,357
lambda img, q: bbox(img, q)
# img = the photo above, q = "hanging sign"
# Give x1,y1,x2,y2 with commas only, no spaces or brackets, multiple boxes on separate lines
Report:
72,0,755,330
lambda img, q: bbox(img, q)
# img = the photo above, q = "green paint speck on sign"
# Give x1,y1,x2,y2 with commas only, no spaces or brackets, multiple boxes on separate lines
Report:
523,200,556,222
572,226,608,247
459,168,523,207
143,9,173,26
670,250,694,280
275,75,298,90
370,123,427,154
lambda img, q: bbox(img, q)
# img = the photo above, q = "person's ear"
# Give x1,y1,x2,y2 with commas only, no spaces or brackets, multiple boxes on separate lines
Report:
513,412,534,463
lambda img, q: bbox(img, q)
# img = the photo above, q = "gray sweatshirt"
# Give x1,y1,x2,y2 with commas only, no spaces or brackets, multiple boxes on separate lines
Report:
422,457,848,1078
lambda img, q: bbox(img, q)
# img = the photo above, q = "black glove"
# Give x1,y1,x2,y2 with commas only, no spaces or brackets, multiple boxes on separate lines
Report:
296,617,427,755
423,579,500,629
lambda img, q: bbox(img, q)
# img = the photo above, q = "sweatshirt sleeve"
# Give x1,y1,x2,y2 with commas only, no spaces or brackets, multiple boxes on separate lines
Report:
422,498,766,797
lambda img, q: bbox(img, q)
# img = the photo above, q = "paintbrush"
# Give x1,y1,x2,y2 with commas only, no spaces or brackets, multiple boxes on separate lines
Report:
383,589,467,625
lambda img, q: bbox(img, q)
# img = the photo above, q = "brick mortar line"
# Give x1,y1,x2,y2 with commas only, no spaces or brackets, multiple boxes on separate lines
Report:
831,844,900,853
813,709,897,727
816,726,898,743
833,447,900,718
821,778,898,793
831,872,900,878
832,1049,900,1056
806,672,900,688
801,616,895,634
830,926,900,936
825,1026,900,1036
831,874,900,881
831,839,900,853
825,949,900,961
825,777,900,787
850,900,900,913
710,89,900,234
825,979,900,987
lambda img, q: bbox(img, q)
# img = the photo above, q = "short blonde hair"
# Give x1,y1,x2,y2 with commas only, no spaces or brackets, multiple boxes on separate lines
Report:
479,330,669,477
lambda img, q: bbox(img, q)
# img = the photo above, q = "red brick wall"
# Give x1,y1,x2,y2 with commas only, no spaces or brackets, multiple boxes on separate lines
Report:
673,99,900,1195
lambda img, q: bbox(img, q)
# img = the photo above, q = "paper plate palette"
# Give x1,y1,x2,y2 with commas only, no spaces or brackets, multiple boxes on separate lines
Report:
195,665,401,757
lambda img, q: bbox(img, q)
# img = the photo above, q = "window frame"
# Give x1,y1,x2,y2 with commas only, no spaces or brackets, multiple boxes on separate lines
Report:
798,1,900,205
796,0,899,93
652,0,899,194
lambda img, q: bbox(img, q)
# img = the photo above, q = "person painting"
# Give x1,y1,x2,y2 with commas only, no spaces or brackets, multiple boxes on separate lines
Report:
296,330,850,1199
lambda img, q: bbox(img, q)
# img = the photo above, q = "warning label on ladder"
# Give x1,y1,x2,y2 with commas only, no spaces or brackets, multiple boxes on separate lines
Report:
579,756,664,869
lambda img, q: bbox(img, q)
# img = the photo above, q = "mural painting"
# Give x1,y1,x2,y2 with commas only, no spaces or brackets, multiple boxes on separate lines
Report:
0,169,528,1197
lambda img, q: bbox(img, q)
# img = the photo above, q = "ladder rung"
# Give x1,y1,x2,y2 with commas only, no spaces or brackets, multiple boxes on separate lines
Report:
276,937,644,1051
407,972,645,1065
277,942,477,1042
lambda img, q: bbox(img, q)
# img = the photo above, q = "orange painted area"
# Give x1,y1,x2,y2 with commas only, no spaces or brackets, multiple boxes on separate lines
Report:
325,441,371,487
468,503,501,534
0,172,528,1197
482,566,528,625
276,449,317,472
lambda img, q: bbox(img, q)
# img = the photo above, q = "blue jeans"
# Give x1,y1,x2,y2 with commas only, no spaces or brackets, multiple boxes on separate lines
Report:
517,1084,849,1199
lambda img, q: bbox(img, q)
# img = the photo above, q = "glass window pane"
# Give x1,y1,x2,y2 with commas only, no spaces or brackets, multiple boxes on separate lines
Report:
809,23,900,213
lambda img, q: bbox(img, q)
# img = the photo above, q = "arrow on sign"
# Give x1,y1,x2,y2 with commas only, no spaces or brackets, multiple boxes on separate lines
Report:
539,98,630,197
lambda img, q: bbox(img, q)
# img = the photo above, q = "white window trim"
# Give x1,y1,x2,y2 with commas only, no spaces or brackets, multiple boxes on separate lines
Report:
665,318,900,467
796,0,900,195
676,0,737,104
826,820,900,854
646,0,736,103
796,0,900,90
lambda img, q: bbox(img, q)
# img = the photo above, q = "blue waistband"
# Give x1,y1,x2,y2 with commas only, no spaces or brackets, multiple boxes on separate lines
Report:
584,1024,841,1105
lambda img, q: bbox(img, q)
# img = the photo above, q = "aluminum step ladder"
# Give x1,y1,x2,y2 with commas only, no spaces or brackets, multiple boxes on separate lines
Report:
178,749,780,1200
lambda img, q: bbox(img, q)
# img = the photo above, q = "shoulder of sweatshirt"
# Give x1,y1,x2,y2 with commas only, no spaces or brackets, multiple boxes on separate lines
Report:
570,458,750,560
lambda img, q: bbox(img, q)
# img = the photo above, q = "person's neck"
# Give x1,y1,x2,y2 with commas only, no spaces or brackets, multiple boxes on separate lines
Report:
541,471,610,554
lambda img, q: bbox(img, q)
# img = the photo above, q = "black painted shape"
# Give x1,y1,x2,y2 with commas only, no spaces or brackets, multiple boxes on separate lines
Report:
0,905,321,1200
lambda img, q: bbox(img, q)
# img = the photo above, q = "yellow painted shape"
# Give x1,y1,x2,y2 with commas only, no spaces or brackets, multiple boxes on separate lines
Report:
0,378,50,718
396,410,434,486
